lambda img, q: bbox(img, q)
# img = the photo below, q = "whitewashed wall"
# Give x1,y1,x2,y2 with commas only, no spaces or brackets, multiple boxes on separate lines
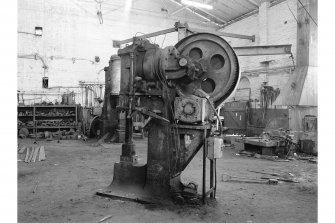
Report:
17,0,217,105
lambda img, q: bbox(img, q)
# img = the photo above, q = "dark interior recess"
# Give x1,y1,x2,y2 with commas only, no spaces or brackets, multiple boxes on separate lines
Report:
210,54,225,70
201,78,216,93
188,47,203,60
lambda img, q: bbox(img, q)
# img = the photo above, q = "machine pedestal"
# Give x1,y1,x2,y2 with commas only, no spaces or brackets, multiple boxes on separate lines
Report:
111,162,146,188
120,143,138,163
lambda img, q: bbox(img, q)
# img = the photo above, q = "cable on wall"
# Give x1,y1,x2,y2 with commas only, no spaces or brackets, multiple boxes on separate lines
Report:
297,0,317,26
285,0,298,23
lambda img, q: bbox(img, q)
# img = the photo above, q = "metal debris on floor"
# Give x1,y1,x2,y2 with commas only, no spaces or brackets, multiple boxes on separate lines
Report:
221,168,299,185
221,173,278,185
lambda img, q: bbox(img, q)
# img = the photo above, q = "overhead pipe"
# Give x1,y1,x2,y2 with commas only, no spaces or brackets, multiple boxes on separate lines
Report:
18,53,48,70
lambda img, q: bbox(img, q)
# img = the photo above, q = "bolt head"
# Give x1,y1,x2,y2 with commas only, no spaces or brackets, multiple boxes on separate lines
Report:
179,58,188,67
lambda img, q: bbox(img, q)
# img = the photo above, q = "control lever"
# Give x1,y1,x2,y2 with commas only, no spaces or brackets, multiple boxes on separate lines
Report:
132,107,170,123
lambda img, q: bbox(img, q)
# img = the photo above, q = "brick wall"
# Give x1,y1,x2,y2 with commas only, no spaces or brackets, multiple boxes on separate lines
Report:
222,0,297,108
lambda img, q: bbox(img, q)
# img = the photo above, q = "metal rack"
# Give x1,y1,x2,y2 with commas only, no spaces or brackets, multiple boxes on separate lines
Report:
17,105,78,134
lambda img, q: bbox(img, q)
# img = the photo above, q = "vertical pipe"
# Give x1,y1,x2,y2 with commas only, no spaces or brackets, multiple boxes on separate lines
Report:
125,52,134,144
202,129,207,204
214,159,217,198
210,159,214,198
81,87,83,106
89,87,92,107
85,87,88,107
33,107,36,141
99,85,102,101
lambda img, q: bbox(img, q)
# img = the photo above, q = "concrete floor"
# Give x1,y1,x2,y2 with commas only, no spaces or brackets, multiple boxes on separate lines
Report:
18,138,317,223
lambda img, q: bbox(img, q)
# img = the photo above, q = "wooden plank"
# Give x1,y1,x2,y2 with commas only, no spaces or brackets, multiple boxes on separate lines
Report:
24,147,30,162
28,147,35,163
38,146,46,161
32,146,40,162
18,146,27,154
98,215,113,223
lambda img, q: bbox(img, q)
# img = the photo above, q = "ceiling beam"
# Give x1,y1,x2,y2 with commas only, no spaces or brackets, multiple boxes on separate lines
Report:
169,0,226,26
270,0,287,7
193,6,227,24
218,1,239,13
218,9,259,29
243,0,259,8
169,5,188,15
218,0,288,29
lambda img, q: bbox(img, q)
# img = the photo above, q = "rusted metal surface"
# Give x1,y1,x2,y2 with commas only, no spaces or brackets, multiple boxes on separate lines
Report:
174,96,213,123
109,32,240,203
111,162,146,187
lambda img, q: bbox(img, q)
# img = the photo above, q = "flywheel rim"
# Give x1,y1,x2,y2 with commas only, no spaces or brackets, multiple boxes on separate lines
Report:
175,33,240,107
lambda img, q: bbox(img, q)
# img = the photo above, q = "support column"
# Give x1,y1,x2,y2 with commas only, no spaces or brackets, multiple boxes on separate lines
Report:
258,0,270,45
296,0,318,67
257,0,270,108
273,0,318,106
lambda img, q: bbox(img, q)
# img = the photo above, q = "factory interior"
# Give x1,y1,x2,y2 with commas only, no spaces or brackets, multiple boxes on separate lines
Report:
2,0,333,222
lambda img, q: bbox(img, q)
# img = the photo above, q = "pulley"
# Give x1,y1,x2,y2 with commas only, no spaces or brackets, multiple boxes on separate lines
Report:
174,33,240,107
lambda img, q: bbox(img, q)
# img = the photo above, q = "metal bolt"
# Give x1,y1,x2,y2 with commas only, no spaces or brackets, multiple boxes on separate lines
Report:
179,58,188,67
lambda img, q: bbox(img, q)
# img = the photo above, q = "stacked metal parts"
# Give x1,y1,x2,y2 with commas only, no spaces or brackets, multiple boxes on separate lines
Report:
106,33,240,204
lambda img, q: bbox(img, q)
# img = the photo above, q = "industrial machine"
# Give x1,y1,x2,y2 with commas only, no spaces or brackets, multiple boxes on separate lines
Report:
103,31,240,204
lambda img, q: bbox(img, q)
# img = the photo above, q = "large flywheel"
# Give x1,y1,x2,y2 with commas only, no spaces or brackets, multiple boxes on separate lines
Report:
175,33,240,107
